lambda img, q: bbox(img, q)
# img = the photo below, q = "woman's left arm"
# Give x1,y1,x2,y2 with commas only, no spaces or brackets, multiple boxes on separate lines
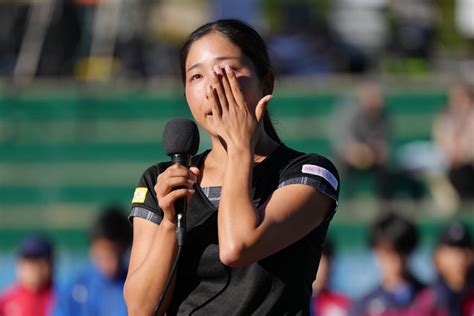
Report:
219,152,333,267
209,65,334,267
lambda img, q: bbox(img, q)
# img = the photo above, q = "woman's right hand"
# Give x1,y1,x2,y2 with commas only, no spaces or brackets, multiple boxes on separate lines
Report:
154,165,199,225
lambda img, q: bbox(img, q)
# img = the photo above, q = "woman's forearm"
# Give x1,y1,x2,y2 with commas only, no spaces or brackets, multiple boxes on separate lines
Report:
124,220,178,316
218,148,260,267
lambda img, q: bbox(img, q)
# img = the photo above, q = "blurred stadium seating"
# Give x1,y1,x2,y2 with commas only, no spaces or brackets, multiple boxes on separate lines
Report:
0,83,470,242
1,0,473,302
1,82,472,297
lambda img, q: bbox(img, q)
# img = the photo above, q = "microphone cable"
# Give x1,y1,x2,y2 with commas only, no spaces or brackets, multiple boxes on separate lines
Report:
153,186,187,314
153,244,183,316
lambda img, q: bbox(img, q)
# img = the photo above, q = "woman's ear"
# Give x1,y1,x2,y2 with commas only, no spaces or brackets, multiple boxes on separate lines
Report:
255,95,273,124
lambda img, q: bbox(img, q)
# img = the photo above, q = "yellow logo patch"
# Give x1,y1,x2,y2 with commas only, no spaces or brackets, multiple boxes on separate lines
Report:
132,187,148,203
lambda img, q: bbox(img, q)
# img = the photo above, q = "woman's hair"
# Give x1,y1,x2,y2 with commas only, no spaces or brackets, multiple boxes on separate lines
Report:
180,19,282,144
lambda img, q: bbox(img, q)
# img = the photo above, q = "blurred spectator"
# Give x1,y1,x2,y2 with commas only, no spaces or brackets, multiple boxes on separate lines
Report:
432,82,474,201
311,239,351,316
9,1,81,82
388,0,435,60
329,0,388,64
464,289,474,316
35,1,81,77
414,222,474,316
114,0,151,78
350,212,424,316
212,0,262,28
53,206,132,316
266,1,335,75
332,80,392,200
0,4,27,75
456,0,474,38
0,235,55,316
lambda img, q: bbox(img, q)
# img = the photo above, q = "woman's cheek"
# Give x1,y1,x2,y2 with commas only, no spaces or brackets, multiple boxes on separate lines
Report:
186,85,207,120
242,91,260,113
238,77,262,111
185,85,199,109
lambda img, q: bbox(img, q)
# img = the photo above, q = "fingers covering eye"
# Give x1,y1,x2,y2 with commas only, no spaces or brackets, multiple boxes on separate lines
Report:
219,68,237,108
212,68,229,112
207,85,222,117
224,65,246,106
207,65,247,114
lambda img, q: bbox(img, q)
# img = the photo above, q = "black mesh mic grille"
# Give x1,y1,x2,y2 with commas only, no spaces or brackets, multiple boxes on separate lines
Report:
163,118,200,156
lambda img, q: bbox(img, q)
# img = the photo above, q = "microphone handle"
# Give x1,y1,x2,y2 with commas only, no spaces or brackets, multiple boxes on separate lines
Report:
170,154,191,246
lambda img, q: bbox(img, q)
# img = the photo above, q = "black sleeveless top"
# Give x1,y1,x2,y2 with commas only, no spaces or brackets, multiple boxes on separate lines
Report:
130,145,340,315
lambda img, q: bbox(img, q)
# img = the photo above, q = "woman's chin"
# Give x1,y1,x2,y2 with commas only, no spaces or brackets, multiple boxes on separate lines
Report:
199,118,217,137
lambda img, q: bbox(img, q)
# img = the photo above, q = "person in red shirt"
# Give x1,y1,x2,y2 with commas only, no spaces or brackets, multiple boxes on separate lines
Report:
463,290,474,316
0,235,55,316
311,239,351,316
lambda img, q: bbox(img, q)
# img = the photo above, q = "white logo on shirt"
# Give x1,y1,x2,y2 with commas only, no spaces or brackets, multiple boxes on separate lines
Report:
301,164,338,190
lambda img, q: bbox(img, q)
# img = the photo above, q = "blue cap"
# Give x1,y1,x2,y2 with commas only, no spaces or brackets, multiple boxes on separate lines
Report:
18,235,53,259
437,222,472,249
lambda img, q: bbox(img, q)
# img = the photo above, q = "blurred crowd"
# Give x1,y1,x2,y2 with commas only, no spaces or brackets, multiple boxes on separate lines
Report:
331,80,474,213
0,206,131,316
0,0,473,81
1,1,473,315
1,208,473,316
312,213,474,316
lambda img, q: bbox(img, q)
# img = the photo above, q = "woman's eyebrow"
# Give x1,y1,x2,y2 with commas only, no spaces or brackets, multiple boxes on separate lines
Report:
186,56,241,73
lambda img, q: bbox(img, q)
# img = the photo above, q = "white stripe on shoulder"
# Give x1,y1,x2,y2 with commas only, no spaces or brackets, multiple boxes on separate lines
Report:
301,164,338,190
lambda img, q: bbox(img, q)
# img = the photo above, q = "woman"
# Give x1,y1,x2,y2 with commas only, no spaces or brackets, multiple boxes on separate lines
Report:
123,19,340,315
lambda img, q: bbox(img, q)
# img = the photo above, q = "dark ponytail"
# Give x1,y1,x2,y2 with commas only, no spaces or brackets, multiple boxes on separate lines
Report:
262,110,282,144
180,19,282,144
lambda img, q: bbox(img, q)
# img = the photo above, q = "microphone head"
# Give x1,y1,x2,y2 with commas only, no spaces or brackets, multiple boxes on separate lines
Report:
163,118,200,156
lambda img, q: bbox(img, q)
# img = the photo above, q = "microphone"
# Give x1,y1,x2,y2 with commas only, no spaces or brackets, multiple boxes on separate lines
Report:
163,118,200,246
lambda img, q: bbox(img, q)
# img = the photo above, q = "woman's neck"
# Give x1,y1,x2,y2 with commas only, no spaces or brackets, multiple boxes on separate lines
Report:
199,131,279,187
207,131,279,167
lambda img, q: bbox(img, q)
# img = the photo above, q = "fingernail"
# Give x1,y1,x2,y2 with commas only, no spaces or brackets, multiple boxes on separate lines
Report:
213,65,221,74
187,179,194,185
188,189,195,194
224,65,231,73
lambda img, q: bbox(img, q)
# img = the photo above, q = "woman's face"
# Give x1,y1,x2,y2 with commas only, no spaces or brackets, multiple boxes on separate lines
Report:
184,32,263,135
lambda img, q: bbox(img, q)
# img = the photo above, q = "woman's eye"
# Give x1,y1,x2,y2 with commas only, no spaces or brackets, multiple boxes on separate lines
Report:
189,74,202,82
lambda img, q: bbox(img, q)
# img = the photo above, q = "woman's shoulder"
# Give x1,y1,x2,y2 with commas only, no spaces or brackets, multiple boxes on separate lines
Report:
280,146,339,177
277,146,340,199
139,161,171,180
